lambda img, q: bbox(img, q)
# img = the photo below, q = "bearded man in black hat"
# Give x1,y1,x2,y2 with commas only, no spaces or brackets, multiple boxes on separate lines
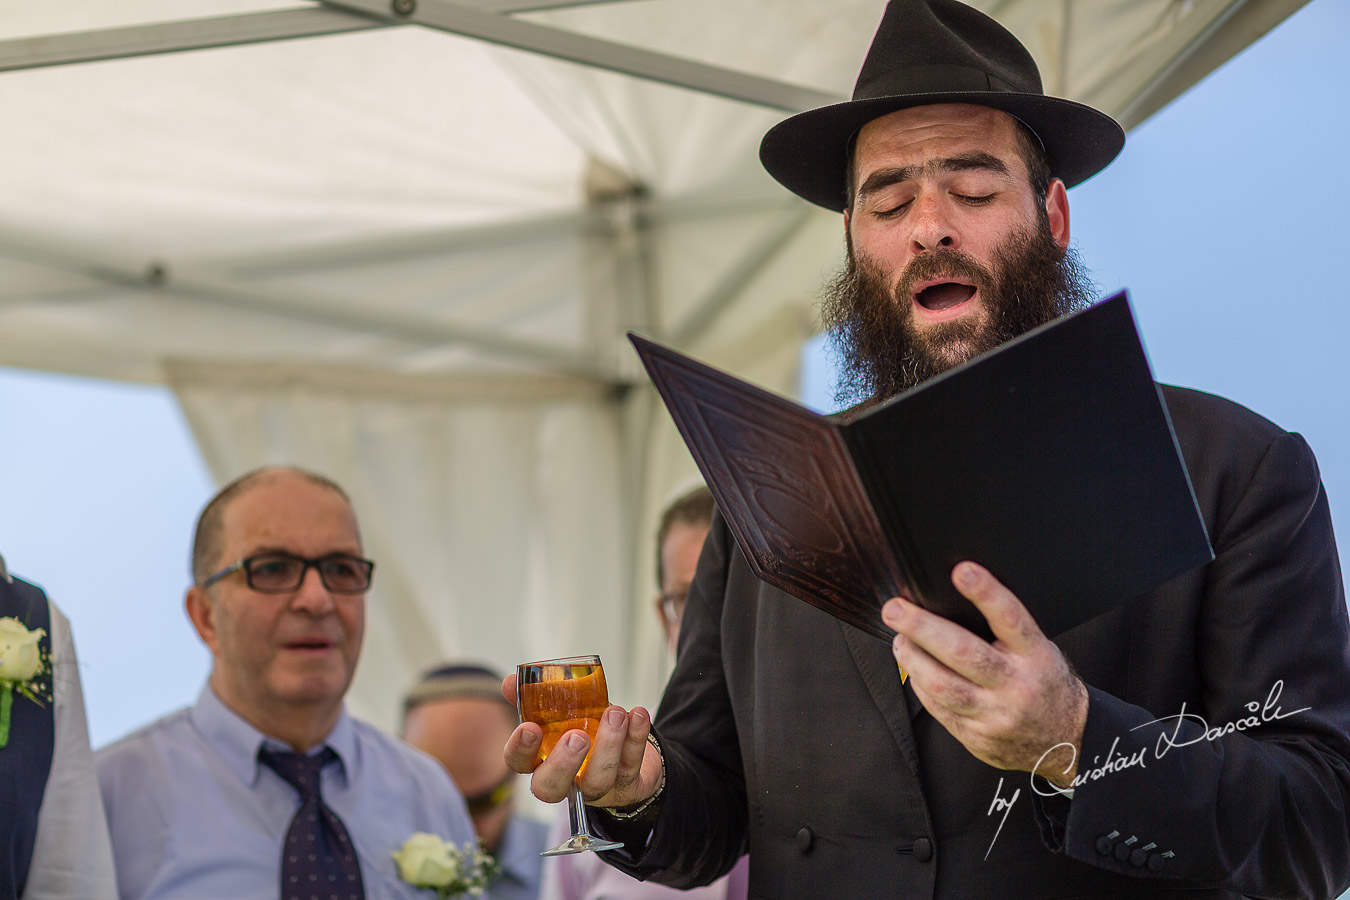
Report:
504,1,1350,897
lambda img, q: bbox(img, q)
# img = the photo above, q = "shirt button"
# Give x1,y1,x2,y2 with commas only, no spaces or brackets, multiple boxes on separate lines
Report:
796,827,813,853
912,837,934,862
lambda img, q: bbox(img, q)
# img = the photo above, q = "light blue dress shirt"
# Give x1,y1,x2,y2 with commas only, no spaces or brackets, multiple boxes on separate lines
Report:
96,686,475,900
485,813,548,900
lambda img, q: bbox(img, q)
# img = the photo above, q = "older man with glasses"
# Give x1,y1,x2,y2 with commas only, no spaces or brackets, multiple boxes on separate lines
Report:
97,465,475,900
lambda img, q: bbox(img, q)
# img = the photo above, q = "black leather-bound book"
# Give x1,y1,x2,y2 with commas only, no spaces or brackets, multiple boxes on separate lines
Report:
629,291,1213,642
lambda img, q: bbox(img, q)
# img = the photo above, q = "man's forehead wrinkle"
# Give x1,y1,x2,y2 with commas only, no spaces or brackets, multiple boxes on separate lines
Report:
220,488,362,557
856,152,1014,200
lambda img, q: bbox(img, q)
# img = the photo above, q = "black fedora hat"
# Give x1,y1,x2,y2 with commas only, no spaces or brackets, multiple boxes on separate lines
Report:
760,0,1125,212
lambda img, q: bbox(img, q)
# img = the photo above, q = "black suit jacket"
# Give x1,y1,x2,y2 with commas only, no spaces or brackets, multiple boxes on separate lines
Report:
603,386,1350,899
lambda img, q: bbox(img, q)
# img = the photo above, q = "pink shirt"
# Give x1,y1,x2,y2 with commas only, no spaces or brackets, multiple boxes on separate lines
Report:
538,808,748,900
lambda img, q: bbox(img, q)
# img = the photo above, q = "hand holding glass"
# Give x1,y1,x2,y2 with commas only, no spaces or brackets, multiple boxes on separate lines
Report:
516,655,624,855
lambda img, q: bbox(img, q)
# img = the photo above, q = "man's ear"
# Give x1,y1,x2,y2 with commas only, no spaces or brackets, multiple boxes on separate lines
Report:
186,586,221,654
1045,178,1070,248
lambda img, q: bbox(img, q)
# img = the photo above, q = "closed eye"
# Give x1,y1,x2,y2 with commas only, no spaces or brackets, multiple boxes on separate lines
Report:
954,193,996,206
871,201,912,220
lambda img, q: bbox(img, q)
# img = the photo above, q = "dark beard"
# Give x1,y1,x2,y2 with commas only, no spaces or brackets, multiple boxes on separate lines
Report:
820,220,1096,407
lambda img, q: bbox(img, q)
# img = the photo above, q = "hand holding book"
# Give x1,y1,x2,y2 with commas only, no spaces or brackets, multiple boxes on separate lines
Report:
884,561,1087,786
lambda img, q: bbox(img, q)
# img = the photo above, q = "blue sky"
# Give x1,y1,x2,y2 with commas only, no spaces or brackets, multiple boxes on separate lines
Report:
0,373,213,746
2,0,1348,755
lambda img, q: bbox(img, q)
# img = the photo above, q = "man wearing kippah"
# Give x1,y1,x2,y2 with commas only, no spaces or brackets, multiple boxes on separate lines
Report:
403,664,549,899
505,1,1350,896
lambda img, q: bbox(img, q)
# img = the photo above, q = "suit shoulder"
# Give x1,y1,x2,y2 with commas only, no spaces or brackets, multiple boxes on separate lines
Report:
1160,385,1327,536
1159,384,1287,445
1158,384,1310,476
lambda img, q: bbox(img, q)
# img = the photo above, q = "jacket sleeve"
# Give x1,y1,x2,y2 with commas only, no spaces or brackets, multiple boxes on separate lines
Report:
1048,431,1350,898
593,510,749,887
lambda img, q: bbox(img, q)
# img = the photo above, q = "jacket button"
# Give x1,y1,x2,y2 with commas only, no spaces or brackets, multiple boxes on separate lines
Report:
1147,853,1166,873
1129,848,1148,867
796,827,813,853
1095,833,1117,856
1114,841,1134,862
912,837,933,862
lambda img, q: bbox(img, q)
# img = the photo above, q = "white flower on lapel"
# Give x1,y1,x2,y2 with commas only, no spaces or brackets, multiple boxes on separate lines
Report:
0,617,44,682
392,832,499,897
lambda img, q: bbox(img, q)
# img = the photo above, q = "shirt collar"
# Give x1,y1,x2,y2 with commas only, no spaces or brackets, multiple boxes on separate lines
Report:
189,684,357,787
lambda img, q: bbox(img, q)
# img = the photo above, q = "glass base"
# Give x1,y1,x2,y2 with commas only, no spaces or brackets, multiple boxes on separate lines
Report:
541,778,625,855
540,834,625,856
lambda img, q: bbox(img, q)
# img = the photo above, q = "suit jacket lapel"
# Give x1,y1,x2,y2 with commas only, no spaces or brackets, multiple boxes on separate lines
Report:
841,620,923,780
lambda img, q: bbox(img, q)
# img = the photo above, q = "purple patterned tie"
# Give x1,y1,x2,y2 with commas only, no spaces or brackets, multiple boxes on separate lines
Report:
259,746,366,900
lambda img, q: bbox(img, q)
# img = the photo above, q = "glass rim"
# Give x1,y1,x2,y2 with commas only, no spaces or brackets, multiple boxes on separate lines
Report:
518,654,601,668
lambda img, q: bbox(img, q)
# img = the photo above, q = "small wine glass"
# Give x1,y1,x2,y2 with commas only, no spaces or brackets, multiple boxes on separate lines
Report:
517,654,625,855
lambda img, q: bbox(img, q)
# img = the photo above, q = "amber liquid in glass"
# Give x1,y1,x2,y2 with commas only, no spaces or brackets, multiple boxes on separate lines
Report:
516,654,622,856
517,660,609,778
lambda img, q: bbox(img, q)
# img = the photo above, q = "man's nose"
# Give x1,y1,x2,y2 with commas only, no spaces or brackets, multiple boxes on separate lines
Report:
910,195,959,254
290,566,335,614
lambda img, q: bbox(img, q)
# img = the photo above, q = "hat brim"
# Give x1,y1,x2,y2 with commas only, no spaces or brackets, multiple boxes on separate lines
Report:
759,92,1124,212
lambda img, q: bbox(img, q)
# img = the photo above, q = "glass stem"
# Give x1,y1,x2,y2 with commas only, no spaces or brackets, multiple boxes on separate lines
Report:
567,781,595,837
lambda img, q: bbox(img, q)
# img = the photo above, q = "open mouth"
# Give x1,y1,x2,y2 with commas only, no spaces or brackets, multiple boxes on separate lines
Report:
915,281,977,311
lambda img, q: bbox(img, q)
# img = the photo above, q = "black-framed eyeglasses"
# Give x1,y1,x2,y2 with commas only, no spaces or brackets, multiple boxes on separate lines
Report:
200,553,375,595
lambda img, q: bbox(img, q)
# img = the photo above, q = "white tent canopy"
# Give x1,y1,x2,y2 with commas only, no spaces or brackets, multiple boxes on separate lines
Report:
0,0,1308,729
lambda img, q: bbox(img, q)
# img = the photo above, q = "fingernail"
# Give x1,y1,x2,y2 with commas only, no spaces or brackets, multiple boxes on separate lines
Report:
956,563,979,587
882,598,905,622
893,634,905,655
606,707,626,728
566,732,588,752
521,730,538,748
631,708,649,726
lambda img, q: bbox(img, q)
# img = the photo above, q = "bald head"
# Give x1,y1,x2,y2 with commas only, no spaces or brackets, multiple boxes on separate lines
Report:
191,465,355,584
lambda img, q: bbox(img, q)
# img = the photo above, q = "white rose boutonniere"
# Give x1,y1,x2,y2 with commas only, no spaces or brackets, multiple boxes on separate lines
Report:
393,832,500,897
0,616,51,749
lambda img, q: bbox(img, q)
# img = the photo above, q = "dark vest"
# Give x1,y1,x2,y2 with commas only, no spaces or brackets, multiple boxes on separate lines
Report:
0,577,55,900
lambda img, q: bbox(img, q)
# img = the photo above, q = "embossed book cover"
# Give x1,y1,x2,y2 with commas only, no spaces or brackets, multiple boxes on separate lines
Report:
630,292,1213,642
